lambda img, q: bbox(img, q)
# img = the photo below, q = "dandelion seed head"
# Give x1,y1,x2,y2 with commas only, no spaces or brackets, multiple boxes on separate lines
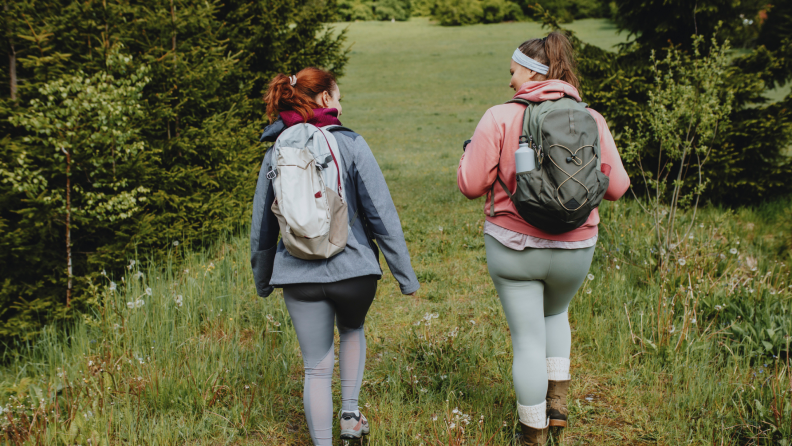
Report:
587,274,595,281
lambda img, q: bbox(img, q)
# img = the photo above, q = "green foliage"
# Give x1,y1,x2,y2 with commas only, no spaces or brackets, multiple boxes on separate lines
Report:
337,0,412,21
524,0,609,23
431,0,607,25
622,35,733,267
0,0,348,342
432,0,485,25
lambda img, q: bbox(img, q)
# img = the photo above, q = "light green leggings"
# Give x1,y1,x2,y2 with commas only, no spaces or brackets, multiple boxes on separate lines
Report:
485,234,595,406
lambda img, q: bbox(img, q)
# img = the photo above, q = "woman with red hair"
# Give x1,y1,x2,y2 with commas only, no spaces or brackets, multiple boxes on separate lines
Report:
251,67,419,445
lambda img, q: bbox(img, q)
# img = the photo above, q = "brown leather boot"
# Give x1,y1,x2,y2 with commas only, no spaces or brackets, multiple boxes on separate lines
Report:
520,421,549,446
546,379,570,427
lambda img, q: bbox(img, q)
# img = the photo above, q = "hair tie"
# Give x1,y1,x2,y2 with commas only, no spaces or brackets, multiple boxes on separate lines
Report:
512,49,549,75
289,75,297,86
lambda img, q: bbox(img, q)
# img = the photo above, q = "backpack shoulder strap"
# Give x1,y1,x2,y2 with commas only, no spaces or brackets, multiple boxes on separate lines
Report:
325,125,356,134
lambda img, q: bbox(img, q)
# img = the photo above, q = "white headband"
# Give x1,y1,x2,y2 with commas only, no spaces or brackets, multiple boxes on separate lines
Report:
289,75,297,86
512,49,549,75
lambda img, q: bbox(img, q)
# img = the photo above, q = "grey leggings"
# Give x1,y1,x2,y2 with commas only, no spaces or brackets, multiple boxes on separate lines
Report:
282,275,378,446
485,235,595,406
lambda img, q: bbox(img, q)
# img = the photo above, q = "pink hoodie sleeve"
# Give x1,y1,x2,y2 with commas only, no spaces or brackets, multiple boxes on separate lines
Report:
588,109,630,201
458,109,502,199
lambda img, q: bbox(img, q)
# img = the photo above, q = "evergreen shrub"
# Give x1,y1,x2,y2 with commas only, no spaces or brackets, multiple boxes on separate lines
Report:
0,0,348,342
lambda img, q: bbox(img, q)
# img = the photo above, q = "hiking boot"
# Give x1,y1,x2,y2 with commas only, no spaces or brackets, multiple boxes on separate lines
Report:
339,410,370,439
546,379,570,427
520,421,549,446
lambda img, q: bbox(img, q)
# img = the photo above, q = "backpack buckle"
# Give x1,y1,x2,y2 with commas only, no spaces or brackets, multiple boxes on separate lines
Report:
266,167,278,180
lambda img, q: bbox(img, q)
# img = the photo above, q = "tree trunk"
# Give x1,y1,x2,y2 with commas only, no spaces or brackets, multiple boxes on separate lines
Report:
62,147,72,307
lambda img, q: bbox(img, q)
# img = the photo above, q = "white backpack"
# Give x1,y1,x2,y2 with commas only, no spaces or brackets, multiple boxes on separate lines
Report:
266,123,349,260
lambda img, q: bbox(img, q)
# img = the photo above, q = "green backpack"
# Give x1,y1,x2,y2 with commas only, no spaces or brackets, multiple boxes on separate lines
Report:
493,97,610,234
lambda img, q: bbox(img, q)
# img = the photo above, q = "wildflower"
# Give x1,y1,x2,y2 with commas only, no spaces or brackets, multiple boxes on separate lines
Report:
678,258,686,266
145,287,152,296
173,241,179,247
174,295,183,307
699,223,704,228
134,271,144,280
689,235,694,239
127,301,134,309
109,282,117,291
730,248,738,255
88,360,93,366
113,323,120,329
669,325,676,334
432,414,438,421
469,320,476,325
184,269,189,274
720,253,726,260
586,289,592,295
714,305,722,311
452,408,459,414
751,267,757,271
449,423,456,429
441,374,447,380
587,274,595,281
439,226,443,232
615,265,620,270
690,318,696,324
101,269,107,276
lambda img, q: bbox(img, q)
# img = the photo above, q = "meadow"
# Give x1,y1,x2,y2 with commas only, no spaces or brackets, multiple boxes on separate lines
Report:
1,18,791,445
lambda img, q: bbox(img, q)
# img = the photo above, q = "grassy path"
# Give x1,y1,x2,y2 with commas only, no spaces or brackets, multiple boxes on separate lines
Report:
2,18,790,446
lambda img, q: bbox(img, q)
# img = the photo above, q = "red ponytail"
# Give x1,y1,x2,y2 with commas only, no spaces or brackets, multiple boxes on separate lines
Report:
264,67,337,123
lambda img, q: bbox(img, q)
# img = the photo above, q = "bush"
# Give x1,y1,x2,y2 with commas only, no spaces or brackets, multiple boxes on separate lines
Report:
0,0,348,343
481,0,523,23
432,0,484,25
338,0,412,21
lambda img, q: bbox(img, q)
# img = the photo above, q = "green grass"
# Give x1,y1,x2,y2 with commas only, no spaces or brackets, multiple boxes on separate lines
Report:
2,18,792,446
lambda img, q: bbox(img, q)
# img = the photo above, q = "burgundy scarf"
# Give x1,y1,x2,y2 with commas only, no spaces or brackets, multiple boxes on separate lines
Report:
280,108,342,128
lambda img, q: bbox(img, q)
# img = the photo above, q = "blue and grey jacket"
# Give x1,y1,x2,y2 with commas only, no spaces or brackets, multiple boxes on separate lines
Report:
250,121,420,297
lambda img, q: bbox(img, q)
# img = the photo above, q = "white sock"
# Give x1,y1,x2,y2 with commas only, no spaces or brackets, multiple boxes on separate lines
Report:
517,401,549,429
546,357,570,381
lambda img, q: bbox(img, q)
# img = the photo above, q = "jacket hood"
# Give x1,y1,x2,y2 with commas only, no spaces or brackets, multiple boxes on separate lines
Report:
259,108,343,142
513,80,581,103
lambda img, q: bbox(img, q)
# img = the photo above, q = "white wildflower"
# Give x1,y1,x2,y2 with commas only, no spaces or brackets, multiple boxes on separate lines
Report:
587,274,595,281
678,258,686,266
173,241,179,247
669,325,676,334
134,271,144,280
109,282,117,291
730,248,738,255
101,269,107,276
714,305,722,311
145,287,152,296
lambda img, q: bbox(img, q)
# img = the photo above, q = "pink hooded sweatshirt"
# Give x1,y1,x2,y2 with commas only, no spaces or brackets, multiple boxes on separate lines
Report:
457,80,630,242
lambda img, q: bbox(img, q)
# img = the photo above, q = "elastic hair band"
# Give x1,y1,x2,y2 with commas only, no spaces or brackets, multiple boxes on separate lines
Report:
289,75,297,86
512,49,549,75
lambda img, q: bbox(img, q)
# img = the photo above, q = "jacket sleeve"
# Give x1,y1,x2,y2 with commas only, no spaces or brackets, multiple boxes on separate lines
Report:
352,136,420,295
457,109,503,199
589,109,630,201
250,150,279,297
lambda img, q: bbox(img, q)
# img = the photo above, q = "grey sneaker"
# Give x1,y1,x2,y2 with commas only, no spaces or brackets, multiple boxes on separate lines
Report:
339,410,370,439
